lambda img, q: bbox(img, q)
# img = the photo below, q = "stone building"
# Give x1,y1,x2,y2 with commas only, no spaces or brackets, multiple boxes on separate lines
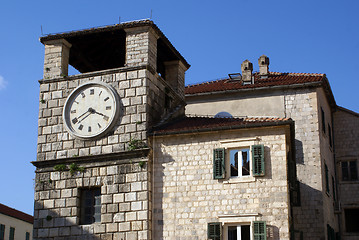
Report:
0,203,34,240
32,20,359,240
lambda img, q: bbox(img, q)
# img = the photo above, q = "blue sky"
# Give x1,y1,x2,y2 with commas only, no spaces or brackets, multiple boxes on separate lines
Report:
0,0,358,215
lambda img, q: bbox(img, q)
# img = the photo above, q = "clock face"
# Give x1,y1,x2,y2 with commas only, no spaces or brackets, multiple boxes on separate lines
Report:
63,81,120,139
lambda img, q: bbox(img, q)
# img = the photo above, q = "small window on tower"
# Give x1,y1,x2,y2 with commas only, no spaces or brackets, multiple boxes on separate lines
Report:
80,188,101,225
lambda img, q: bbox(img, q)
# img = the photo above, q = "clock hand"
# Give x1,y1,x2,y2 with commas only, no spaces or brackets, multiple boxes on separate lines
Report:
92,109,109,118
76,109,91,120
77,112,92,124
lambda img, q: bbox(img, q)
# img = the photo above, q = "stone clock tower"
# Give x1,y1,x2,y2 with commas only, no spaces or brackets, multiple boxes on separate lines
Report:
32,20,189,240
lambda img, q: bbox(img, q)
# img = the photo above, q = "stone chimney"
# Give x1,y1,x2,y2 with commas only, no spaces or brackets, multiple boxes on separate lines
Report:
258,55,269,76
241,60,253,83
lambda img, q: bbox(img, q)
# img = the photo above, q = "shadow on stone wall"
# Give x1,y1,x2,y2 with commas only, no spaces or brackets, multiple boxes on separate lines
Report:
152,150,175,240
292,182,325,240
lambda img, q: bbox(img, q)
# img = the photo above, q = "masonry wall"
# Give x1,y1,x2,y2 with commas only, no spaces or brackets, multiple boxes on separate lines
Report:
152,127,291,240
333,108,359,239
186,91,285,118
316,88,338,235
37,68,151,162
33,156,150,240
283,88,326,239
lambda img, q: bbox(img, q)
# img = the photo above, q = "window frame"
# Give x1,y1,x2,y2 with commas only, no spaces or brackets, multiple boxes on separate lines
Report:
344,208,359,233
321,107,326,134
341,160,358,182
325,163,330,195
229,147,251,178
80,187,102,225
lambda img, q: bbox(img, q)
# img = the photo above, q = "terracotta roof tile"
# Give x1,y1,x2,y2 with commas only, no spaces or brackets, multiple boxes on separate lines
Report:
0,203,33,224
152,116,293,135
185,72,325,94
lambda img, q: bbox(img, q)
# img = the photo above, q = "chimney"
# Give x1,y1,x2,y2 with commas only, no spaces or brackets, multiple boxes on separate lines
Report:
258,55,269,76
241,60,253,83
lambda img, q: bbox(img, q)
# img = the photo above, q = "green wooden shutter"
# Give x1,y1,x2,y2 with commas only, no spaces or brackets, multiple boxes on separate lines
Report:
213,148,225,179
252,145,265,176
253,221,266,240
208,222,221,240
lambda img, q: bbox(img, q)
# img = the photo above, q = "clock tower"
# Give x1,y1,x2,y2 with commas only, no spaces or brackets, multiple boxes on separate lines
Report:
32,20,189,239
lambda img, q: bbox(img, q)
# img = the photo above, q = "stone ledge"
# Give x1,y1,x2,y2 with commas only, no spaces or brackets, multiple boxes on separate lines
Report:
32,148,150,171
38,65,156,84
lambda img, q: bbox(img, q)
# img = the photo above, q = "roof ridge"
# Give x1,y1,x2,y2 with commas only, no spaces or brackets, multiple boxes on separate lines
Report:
269,71,324,76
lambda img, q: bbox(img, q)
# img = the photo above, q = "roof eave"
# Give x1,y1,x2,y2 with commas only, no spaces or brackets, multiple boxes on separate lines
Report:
150,119,294,137
185,81,324,97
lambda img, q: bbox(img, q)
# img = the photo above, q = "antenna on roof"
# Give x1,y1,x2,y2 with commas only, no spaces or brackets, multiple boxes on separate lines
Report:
40,25,44,36
119,17,121,24
150,9,153,19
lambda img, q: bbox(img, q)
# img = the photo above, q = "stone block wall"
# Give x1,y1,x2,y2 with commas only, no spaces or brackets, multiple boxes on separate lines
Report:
316,88,337,233
284,88,326,239
43,39,71,80
37,68,149,162
33,156,150,240
152,127,291,239
334,107,359,239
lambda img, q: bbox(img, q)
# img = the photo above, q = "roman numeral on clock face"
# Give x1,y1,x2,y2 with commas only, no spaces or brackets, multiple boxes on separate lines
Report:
104,97,109,101
78,124,83,130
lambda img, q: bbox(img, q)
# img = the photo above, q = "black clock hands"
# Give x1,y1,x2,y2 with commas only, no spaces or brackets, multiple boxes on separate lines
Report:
75,108,108,124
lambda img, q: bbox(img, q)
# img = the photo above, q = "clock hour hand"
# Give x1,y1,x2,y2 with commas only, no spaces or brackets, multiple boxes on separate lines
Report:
92,109,109,119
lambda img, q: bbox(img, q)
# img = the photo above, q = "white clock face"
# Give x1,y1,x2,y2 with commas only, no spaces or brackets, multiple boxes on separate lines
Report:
63,82,120,139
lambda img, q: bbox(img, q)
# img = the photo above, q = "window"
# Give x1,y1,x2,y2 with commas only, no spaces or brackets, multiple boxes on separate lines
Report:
321,107,326,133
325,163,330,194
0,224,4,240
213,145,265,180
80,188,101,224
332,176,336,201
9,227,14,240
327,224,335,240
342,160,358,181
209,222,267,240
25,232,30,240
228,225,251,240
328,124,332,148
345,208,359,232
230,148,250,177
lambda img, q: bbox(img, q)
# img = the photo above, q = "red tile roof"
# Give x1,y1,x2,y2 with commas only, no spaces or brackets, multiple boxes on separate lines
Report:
185,72,325,95
0,203,34,224
152,116,293,136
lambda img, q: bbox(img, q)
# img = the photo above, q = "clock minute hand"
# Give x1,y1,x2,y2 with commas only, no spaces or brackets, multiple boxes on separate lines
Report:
76,109,91,120
78,112,92,123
